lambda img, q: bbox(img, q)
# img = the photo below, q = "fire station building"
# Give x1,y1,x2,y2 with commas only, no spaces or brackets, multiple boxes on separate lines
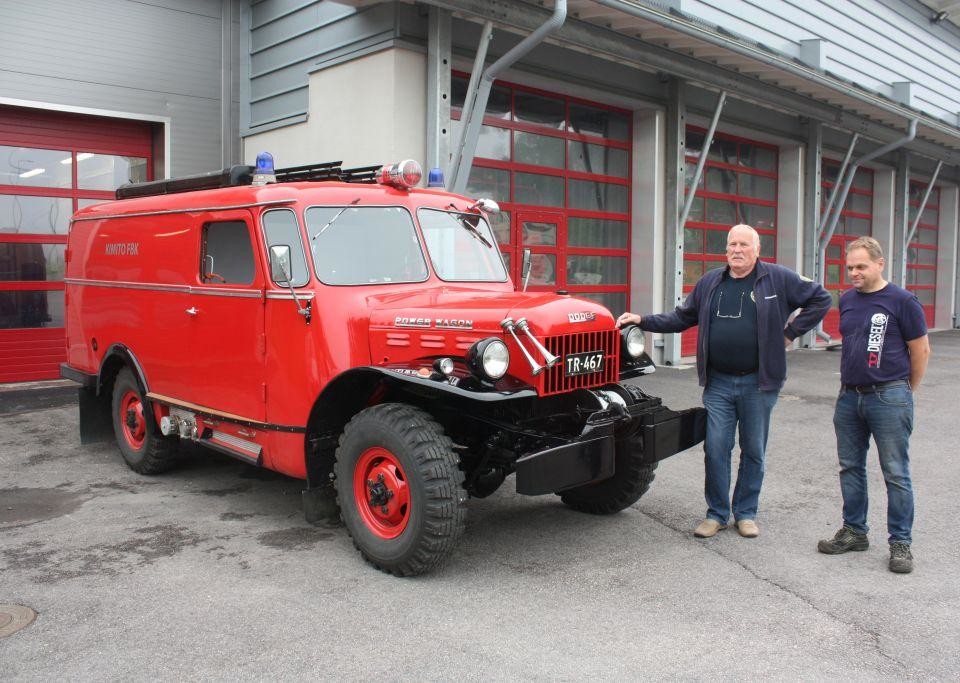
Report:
2,0,959,380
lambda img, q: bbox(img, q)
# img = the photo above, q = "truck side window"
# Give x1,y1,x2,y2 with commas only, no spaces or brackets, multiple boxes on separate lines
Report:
200,220,255,285
261,209,309,287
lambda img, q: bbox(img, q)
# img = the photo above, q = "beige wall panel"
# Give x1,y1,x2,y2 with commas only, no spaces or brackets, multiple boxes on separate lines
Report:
244,48,427,171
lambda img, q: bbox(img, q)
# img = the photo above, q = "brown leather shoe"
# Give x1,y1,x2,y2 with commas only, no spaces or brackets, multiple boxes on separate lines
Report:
694,519,727,538
736,519,759,538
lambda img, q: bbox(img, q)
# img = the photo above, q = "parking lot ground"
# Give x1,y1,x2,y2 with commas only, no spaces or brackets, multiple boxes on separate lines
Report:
2,331,959,680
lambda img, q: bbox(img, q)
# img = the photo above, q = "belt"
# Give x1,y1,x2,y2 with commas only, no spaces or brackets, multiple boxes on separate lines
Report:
843,379,909,393
711,368,758,377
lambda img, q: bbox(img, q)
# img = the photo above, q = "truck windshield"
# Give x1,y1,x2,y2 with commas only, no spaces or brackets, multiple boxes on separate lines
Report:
305,206,429,285
417,208,508,282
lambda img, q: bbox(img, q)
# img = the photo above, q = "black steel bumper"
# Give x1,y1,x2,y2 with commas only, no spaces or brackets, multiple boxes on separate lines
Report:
515,401,707,496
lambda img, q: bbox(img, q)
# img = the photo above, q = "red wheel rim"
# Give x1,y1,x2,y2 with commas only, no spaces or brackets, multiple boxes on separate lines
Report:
353,447,411,539
119,389,147,450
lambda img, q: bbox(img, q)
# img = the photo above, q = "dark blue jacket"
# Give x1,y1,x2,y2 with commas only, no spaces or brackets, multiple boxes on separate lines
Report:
639,261,831,391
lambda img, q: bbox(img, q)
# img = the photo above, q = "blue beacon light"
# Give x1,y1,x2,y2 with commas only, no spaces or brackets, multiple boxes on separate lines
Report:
252,151,276,185
427,167,445,188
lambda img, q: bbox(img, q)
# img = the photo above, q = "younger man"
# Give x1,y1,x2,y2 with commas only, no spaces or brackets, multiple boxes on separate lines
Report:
817,237,930,573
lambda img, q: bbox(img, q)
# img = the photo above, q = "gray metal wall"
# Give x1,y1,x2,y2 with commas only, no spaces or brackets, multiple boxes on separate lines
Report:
0,0,240,176
243,0,411,134
678,0,960,128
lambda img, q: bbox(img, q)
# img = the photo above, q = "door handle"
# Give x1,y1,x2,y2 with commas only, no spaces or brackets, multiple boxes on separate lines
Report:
186,307,199,316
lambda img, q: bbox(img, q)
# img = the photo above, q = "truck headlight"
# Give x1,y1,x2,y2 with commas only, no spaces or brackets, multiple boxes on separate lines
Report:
467,338,509,381
621,325,645,359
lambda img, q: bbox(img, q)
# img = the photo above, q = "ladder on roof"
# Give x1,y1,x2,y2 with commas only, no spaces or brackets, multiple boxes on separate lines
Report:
115,161,382,200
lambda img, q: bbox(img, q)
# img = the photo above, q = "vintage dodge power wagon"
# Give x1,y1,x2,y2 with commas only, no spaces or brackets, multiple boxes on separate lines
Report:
61,155,705,575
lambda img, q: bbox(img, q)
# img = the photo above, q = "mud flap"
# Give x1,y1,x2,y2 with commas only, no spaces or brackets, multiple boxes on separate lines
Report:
639,407,707,464
78,386,113,444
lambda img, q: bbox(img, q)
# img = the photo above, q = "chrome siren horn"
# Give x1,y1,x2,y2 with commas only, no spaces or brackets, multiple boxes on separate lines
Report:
500,317,544,376
514,318,559,369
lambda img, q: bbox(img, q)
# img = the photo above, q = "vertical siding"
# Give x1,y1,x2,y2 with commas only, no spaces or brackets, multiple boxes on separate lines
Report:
0,0,232,176
675,0,960,126
243,0,400,132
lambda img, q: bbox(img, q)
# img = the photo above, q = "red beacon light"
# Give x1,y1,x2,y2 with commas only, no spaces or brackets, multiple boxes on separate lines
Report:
378,159,422,189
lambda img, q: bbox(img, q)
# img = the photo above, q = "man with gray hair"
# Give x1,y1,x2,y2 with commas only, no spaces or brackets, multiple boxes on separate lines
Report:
618,224,830,539
817,236,930,573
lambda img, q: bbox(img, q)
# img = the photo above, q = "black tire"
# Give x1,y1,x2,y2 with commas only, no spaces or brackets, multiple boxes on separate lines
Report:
559,444,657,515
334,403,466,576
110,367,179,474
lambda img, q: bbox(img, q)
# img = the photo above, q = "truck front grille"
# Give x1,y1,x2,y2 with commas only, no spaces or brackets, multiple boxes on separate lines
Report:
539,330,620,396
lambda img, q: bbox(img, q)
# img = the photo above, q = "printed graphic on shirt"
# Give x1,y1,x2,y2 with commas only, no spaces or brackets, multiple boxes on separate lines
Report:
867,312,888,368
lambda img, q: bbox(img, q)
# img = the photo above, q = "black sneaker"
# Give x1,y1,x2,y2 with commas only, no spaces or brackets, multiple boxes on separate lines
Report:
889,542,913,574
817,526,869,554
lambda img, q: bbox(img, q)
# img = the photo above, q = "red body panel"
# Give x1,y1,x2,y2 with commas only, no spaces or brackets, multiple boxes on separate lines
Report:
65,182,622,480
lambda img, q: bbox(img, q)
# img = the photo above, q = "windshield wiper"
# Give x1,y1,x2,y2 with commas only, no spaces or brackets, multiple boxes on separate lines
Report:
454,212,493,249
311,197,361,242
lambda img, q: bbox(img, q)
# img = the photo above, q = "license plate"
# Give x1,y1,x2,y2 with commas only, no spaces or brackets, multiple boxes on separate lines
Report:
564,350,605,376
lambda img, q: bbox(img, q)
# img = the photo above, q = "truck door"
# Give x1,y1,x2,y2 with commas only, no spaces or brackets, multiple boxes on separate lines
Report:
182,211,266,423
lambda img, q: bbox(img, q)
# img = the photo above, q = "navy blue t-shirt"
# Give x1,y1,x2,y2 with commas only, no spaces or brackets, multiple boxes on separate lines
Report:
838,283,927,386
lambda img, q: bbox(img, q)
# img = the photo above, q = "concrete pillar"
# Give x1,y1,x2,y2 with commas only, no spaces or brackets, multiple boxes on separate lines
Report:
872,168,896,262
632,108,667,364
662,78,686,365
778,144,804,348
893,151,911,286
800,121,821,348
426,7,452,178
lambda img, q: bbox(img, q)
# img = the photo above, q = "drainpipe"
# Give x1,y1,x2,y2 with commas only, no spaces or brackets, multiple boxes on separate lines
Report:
815,119,918,342
450,0,567,194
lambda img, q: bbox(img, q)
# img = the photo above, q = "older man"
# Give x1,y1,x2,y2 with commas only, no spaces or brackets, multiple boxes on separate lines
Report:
618,224,830,538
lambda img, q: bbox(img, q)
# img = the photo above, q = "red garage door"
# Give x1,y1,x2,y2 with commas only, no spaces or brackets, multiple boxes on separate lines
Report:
821,161,874,338
681,128,778,357
0,106,154,382
451,74,632,314
906,181,938,327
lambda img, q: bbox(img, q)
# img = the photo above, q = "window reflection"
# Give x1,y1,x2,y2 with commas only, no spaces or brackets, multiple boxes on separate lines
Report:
77,153,148,191
0,196,71,234
0,244,65,281
0,146,72,188
0,290,64,328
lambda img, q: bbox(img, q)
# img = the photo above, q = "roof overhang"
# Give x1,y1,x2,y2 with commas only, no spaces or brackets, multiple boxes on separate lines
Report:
385,0,960,165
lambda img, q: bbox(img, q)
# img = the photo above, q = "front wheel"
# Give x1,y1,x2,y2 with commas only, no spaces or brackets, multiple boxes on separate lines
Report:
559,442,657,515
334,403,466,576
111,367,179,474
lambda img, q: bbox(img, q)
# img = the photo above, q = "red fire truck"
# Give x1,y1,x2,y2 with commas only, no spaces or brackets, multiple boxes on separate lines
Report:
61,154,705,576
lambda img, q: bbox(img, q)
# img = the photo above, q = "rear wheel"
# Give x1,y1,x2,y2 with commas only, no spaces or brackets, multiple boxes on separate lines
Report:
334,403,466,576
111,367,179,474
559,443,657,514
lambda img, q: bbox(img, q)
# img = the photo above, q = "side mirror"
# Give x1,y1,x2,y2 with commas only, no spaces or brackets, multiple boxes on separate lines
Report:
470,197,500,214
270,244,292,283
521,248,532,292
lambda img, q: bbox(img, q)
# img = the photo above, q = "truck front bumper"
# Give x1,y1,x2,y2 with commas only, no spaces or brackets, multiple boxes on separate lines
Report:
515,401,706,496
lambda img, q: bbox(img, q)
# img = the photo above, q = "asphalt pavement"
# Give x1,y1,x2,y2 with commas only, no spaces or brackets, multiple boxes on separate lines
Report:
2,331,959,680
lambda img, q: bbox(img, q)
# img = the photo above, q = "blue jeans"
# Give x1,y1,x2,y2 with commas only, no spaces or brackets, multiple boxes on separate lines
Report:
833,382,914,544
702,370,779,524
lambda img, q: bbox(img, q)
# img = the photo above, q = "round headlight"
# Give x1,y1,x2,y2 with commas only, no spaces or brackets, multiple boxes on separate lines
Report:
481,339,509,379
467,337,510,381
624,325,645,358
